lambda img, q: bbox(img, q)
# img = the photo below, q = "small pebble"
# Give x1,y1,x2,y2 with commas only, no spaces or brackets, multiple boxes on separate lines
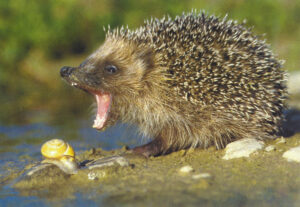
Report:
87,171,106,180
282,146,300,163
223,138,264,160
179,165,194,174
265,145,276,152
88,172,97,180
192,173,211,179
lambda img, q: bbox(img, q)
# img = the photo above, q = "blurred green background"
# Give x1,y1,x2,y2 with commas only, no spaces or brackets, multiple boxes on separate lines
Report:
0,0,299,125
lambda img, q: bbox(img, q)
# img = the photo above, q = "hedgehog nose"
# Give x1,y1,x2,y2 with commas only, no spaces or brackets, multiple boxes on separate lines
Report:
60,66,74,77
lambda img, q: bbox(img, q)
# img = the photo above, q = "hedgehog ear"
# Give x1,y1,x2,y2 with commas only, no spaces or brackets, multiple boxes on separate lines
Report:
137,48,155,70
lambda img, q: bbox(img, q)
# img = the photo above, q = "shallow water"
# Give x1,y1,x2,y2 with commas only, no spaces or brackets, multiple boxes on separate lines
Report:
0,116,142,206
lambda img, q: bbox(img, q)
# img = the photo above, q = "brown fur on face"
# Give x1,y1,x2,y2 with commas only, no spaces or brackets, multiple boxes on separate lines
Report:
61,11,286,157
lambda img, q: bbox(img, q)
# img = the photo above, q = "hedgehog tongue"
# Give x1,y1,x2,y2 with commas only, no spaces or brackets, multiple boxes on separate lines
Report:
92,93,112,130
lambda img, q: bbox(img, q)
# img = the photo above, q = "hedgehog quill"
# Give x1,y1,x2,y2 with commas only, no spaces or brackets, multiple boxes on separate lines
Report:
60,11,286,157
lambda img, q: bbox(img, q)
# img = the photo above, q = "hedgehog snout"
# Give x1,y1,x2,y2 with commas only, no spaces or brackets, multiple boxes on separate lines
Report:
60,66,74,78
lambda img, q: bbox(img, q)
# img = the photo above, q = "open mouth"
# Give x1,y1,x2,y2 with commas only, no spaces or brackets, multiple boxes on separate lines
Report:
69,82,112,130
92,92,112,130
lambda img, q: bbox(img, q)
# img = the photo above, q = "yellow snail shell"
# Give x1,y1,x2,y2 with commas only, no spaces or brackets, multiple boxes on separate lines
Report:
41,139,75,159
40,139,78,174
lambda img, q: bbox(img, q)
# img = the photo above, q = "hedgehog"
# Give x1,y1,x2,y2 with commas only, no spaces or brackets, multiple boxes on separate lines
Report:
60,11,286,157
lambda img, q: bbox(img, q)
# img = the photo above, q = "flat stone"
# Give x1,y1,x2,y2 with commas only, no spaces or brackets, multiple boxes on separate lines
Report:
283,146,300,163
179,165,194,174
223,138,264,160
87,171,107,180
288,71,300,95
265,145,276,152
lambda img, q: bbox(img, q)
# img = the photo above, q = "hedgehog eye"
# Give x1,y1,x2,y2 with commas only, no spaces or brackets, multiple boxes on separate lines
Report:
104,65,118,74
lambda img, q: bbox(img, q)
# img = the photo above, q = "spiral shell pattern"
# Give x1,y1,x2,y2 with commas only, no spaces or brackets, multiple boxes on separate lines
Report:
41,139,75,159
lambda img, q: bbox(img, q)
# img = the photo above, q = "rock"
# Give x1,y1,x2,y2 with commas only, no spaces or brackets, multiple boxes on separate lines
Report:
288,71,300,95
192,173,211,179
179,165,194,174
265,145,276,152
87,171,107,180
222,138,264,160
282,146,300,163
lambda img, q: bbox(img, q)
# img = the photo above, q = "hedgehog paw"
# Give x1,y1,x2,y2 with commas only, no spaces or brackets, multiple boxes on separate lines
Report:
132,138,164,157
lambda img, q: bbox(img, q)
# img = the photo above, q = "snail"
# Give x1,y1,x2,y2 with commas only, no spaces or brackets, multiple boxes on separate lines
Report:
24,139,131,177
40,139,79,174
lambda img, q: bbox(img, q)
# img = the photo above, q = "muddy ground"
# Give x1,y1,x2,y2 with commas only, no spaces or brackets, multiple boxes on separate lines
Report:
2,133,299,207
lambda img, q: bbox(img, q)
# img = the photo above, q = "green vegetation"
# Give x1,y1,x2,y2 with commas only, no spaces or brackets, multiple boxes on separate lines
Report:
0,0,299,124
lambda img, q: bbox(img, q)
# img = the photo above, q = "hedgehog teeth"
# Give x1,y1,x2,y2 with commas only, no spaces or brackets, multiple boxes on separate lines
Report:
93,114,106,129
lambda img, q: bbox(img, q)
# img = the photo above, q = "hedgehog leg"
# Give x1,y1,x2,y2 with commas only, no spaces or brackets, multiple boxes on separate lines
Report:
132,138,166,157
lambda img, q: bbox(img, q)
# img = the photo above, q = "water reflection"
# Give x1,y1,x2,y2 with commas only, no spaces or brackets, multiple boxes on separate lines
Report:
0,119,142,162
